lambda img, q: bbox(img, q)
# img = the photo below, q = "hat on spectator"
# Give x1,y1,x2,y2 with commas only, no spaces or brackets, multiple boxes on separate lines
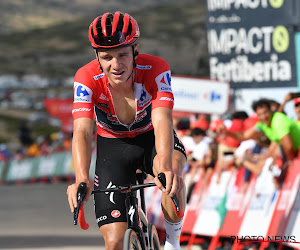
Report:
293,97,300,106
191,116,209,131
243,116,258,130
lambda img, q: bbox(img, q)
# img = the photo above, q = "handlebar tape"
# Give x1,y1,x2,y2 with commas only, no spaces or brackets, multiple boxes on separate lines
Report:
157,173,184,218
73,182,89,230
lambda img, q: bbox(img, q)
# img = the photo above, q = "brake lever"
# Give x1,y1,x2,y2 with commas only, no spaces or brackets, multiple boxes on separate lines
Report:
157,172,184,218
74,182,87,225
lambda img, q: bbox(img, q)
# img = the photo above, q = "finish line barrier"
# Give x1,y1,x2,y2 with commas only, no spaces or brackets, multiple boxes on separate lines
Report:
1,152,299,249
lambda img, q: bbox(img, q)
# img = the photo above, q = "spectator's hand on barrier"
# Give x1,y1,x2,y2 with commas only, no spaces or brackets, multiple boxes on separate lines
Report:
67,181,93,213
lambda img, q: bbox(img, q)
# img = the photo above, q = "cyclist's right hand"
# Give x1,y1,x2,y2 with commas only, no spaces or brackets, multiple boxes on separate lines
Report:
67,181,93,213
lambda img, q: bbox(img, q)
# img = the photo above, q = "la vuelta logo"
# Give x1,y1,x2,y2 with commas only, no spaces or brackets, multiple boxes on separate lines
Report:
231,235,300,245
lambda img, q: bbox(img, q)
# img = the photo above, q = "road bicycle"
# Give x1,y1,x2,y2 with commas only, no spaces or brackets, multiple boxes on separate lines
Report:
73,172,184,250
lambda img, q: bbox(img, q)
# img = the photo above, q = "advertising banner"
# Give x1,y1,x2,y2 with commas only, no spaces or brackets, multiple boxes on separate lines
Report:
44,98,73,133
219,168,256,237
206,0,298,88
264,159,300,237
182,171,206,235
283,180,300,249
237,160,279,237
172,76,230,114
192,170,232,236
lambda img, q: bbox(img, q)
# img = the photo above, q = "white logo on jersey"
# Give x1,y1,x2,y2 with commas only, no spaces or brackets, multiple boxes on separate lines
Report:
155,70,172,92
159,97,174,102
72,108,92,114
105,182,116,204
99,93,109,101
74,83,93,103
94,73,105,80
128,205,135,222
136,64,152,70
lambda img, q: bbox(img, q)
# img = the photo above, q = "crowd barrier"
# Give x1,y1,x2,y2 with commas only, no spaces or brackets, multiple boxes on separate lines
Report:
145,158,300,250
1,152,299,249
0,152,96,184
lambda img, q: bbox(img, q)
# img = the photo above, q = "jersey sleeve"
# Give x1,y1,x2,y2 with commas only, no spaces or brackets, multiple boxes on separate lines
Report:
147,57,174,110
72,67,95,120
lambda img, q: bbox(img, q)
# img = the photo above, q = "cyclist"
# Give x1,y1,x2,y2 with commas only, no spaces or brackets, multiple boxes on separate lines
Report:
66,11,186,250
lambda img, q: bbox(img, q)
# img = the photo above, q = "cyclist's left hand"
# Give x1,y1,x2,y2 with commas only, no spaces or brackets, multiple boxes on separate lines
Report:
155,171,183,197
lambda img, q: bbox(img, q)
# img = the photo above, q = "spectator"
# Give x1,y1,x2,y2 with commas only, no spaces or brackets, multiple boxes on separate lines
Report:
197,127,219,201
173,116,188,141
26,142,41,157
215,111,248,183
190,115,209,131
219,98,300,168
38,135,53,155
17,120,33,147
186,128,210,197
233,116,258,192
235,135,282,190
0,144,12,161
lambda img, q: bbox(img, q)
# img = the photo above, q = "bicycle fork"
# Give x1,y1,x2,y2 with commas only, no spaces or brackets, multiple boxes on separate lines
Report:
125,191,150,250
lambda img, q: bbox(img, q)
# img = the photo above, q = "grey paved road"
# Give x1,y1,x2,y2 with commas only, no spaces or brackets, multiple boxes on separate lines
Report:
0,183,105,250
0,183,189,250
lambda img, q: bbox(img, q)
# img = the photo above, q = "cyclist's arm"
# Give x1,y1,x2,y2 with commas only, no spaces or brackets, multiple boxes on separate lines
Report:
67,117,94,212
72,117,94,182
151,107,174,195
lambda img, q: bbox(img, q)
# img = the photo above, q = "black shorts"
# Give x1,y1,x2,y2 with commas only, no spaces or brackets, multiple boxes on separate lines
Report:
93,129,186,227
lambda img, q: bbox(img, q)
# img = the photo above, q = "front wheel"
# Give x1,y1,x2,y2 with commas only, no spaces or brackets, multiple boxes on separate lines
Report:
148,224,161,250
123,229,143,250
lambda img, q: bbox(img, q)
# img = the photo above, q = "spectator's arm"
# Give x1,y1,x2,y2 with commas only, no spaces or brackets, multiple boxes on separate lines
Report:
281,134,296,161
278,92,293,113
243,157,271,175
223,126,260,141
261,141,279,159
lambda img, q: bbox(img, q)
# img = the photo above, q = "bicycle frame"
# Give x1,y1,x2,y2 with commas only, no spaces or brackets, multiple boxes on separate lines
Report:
75,172,183,249
124,172,151,250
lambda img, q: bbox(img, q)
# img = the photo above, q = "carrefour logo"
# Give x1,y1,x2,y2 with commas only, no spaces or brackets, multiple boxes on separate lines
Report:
203,91,222,102
74,83,93,103
155,70,172,92
138,88,151,107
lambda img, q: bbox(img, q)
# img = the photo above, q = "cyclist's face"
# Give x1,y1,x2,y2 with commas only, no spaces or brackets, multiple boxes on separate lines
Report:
96,46,134,86
255,105,271,125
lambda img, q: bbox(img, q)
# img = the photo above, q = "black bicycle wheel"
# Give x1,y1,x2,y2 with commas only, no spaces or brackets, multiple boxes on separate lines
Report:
123,229,143,250
148,223,161,250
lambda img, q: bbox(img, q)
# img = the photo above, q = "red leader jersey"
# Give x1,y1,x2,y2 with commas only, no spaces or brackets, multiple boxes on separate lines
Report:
72,54,174,138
